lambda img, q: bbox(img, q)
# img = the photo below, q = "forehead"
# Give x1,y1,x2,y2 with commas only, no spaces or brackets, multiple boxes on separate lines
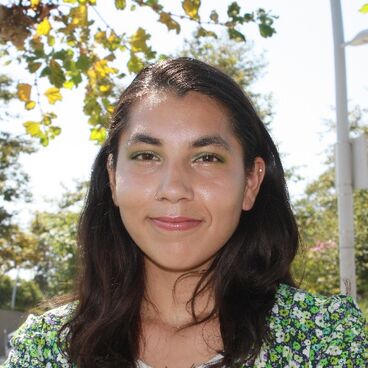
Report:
122,91,236,141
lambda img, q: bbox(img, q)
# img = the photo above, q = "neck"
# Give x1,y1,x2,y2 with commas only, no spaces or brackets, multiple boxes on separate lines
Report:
141,258,215,329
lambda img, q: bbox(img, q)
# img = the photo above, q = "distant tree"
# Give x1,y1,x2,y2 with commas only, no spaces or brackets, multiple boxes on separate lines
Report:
0,274,43,311
29,182,87,297
0,0,277,145
292,107,368,297
0,76,38,276
178,35,273,126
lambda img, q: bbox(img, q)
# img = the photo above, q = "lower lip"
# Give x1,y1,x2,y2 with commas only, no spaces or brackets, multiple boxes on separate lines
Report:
150,218,202,231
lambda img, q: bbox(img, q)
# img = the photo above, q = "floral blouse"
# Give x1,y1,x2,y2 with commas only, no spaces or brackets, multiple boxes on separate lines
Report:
2,284,367,367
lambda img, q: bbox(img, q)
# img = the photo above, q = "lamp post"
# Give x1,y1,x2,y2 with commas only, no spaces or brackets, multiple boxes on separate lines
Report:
330,0,368,300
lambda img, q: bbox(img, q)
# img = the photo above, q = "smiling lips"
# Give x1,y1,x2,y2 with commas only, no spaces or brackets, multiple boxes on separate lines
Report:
150,216,203,231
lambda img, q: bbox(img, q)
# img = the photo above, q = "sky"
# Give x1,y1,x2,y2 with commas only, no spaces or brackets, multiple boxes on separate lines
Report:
2,0,368,225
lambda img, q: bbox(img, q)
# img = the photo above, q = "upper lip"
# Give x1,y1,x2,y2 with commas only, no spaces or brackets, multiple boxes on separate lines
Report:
151,216,201,223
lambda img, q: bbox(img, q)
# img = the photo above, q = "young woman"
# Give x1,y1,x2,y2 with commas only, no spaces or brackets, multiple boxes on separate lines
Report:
3,58,367,367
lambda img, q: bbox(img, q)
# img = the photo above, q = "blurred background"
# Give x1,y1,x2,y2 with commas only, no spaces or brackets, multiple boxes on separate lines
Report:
0,0,367,360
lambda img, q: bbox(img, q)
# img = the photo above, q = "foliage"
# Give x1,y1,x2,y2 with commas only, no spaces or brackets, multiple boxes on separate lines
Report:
0,76,39,276
31,210,79,297
178,34,273,126
0,0,277,145
0,274,43,311
0,74,14,108
29,182,87,297
292,109,368,298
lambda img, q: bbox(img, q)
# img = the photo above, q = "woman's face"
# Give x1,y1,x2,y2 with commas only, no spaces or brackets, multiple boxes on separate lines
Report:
108,91,265,273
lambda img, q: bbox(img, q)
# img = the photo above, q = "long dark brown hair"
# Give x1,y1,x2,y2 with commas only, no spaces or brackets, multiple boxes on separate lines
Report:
60,57,299,367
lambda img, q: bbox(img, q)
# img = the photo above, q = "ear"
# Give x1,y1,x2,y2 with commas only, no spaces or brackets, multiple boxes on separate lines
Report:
107,153,118,206
242,157,266,211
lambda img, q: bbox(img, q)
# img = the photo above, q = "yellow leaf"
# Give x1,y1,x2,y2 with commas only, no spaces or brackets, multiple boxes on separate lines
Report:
31,0,40,7
17,83,32,102
94,31,106,43
71,5,88,27
63,80,74,89
90,127,106,143
159,12,181,34
44,87,62,104
115,0,126,10
23,121,42,137
359,3,368,13
99,85,111,92
36,18,51,36
129,27,150,53
94,59,118,78
127,53,144,73
25,101,36,110
182,0,201,20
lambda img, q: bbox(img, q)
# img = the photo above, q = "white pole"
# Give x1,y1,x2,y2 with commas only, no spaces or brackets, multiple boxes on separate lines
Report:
330,0,356,299
10,267,20,310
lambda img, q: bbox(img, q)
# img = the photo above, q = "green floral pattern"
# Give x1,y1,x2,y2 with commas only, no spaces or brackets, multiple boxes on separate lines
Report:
2,284,367,367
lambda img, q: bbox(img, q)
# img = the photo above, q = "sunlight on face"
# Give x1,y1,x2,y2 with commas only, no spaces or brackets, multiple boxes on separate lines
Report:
108,91,256,273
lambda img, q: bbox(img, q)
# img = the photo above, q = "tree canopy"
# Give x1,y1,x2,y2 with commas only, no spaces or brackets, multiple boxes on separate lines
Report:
292,108,368,298
0,0,277,146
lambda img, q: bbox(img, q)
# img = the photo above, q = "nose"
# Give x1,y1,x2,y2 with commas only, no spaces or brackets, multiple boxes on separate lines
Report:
154,161,194,203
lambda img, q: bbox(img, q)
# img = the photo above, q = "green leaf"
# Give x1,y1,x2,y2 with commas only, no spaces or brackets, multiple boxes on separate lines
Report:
40,67,50,77
25,101,36,110
49,126,62,137
227,2,240,18
259,23,275,38
182,0,201,20
228,28,246,42
127,53,145,73
49,59,66,88
256,9,277,38
129,28,150,53
243,12,254,22
28,62,42,73
76,54,92,72
196,27,217,39
359,3,368,13
115,0,126,10
159,12,181,34
53,50,69,61
40,136,49,147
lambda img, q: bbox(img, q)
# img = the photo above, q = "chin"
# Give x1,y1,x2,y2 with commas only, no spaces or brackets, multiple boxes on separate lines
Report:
147,255,214,274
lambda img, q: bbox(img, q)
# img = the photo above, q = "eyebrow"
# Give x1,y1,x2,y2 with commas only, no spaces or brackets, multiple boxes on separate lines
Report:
126,133,230,151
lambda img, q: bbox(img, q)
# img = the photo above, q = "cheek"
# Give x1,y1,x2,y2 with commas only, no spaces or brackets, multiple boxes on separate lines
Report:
114,170,154,204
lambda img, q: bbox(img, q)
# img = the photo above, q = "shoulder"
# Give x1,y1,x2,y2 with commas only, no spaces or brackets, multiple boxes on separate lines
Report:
3,302,76,368
264,284,367,366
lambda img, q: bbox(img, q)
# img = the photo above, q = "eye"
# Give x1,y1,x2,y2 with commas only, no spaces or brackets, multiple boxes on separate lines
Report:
194,153,224,163
130,152,160,161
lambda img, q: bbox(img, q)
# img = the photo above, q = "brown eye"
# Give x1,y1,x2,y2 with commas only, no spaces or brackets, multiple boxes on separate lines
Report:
131,152,160,161
194,154,223,163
